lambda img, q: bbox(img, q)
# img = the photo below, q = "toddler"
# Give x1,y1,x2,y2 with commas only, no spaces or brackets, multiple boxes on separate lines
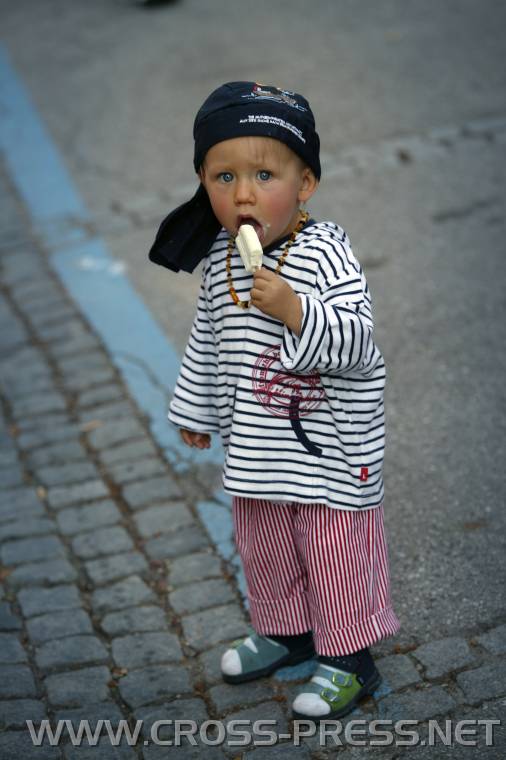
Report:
149,81,400,720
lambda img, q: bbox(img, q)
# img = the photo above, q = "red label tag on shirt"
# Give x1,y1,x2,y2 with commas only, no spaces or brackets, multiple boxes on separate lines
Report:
359,467,369,482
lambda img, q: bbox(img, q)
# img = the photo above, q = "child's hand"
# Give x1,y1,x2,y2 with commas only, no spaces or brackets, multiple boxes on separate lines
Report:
250,268,302,335
180,429,211,449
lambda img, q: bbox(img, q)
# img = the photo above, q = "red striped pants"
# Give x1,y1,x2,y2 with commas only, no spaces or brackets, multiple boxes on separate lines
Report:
232,497,400,656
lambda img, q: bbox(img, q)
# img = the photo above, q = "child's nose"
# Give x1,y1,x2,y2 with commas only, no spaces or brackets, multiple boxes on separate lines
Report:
234,178,255,205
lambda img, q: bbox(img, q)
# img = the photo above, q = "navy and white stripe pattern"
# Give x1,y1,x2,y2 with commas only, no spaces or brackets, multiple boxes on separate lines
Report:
169,221,386,510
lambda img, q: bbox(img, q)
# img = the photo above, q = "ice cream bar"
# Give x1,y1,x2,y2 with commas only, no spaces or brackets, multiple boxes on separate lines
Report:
236,224,263,273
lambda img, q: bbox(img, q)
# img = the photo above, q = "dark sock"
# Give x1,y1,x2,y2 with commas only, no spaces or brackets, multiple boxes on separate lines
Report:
267,631,314,654
318,647,375,681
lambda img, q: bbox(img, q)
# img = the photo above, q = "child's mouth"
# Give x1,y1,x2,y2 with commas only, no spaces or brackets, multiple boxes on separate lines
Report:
237,216,266,243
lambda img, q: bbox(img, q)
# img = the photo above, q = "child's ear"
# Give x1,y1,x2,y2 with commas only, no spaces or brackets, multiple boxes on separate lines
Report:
298,167,319,203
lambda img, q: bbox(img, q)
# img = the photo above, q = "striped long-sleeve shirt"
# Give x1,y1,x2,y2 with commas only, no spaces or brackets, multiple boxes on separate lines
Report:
168,220,386,511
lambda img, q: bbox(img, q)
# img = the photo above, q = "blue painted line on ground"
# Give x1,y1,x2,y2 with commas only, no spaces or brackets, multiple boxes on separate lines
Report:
196,498,244,601
0,44,244,577
0,49,88,227
274,658,318,682
0,44,222,469
196,499,235,560
51,238,183,455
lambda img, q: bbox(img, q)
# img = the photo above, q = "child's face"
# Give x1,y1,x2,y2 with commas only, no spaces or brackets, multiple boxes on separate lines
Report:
199,136,318,248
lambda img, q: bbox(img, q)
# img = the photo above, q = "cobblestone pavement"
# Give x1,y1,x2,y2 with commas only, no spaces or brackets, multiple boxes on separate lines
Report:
1,159,505,760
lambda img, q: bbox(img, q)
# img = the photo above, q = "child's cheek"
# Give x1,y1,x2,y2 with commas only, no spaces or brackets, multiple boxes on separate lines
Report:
208,194,231,228
263,189,298,219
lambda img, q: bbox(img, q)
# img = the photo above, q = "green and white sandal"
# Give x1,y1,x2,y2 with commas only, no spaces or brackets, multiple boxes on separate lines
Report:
292,662,381,720
221,633,315,684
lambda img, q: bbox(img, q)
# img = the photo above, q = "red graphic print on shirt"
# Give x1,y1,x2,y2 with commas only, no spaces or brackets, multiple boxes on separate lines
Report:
252,345,325,456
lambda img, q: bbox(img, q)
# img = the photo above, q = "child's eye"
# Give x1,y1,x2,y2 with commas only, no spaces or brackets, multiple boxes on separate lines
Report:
257,170,272,181
218,172,234,183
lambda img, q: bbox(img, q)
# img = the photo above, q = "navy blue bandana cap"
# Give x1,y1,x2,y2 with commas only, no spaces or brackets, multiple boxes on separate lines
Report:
148,184,221,273
148,81,320,274
193,81,321,180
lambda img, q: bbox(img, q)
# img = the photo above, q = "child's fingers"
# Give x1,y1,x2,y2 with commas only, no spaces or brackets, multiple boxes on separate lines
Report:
251,277,267,293
253,268,275,283
194,433,211,449
180,429,211,449
180,429,195,446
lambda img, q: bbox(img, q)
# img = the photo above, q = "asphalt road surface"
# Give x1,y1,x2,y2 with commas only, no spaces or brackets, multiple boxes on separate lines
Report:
2,0,505,647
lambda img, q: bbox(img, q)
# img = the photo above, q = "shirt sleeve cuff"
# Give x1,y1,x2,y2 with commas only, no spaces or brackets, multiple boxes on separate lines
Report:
168,402,220,433
280,294,328,373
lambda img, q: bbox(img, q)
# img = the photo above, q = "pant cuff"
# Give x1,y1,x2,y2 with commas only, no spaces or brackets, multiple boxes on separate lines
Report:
248,593,313,636
313,606,401,656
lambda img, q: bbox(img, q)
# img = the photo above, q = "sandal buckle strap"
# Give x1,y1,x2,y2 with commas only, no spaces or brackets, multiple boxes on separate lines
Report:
332,670,353,687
